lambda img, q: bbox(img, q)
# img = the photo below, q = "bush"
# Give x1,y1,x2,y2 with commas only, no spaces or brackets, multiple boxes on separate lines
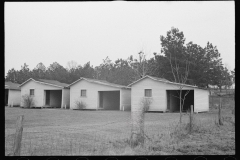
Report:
22,94,35,108
75,100,87,109
140,98,152,112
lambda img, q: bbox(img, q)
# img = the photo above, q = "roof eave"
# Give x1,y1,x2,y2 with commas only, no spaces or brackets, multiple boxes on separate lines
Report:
19,78,33,87
6,88,20,91
20,78,64,89
85,79,127,89
35,81,64,88
128,75,207,90
5,86,20,90
63,86,70,89
68,77,130,89
67,78,83,88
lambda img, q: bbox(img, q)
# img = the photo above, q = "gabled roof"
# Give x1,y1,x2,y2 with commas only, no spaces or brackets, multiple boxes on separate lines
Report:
5,81,20,90
145,75,170,82
128,75,207,90
19,78,69,89
37,79,69,87
67,77,131,89
127,75,170,87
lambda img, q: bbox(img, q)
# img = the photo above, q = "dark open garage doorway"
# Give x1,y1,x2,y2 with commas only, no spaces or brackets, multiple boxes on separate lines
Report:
44,90,62,108
98,91,120,110
166,90,194,112
5,89,9,106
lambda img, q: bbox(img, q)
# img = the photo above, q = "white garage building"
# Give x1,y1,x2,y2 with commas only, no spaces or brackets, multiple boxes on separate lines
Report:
68,77,131,111
128,75,209,113
5,81,21,107
19,78,70,108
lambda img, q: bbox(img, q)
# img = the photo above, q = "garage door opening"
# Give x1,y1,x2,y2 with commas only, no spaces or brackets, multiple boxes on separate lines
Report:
5,89,9,106
44,90,62,108
98,91,120,110
167,90,194,112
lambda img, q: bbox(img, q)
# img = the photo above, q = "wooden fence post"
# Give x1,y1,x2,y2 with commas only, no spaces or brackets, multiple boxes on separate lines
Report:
189,105,193,133
13,115,24,156
219,96,223,125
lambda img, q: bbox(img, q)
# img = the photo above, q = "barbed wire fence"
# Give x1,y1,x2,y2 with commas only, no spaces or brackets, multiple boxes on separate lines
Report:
209,95,234,110
5,94,235,156
5,111,182,156
5,118,134,156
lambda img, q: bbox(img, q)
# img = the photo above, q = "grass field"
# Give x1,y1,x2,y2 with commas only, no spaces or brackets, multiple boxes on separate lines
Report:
5,99,235,155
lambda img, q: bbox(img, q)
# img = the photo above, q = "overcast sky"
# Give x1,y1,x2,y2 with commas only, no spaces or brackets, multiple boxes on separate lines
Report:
5,1,235,76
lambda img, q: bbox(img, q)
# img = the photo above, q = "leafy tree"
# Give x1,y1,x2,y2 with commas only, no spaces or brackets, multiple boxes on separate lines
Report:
18,63,32,83
231,68,235,84
35,62,46,71
46,62,68,83
6,63,31,84
94,57,113,81
160,27,190,123
66,60,78,72
5,68,18,83
32,62,46,79
215,66,232,91
67,65,81,83
93,56,138,85
203,42,224,87
108,58,137,85
186,42,209,87
81,62,95,79
131,51,148,78
151,53,170,80
160,27,189,83
129,51,155,80
67,62,94,84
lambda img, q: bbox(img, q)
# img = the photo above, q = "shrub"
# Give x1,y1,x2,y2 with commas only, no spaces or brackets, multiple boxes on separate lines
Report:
75,100,87,109
140,97,152,112
22,94,35,108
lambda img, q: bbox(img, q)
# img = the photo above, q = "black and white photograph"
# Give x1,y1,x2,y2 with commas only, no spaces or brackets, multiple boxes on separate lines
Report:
5,1,235,157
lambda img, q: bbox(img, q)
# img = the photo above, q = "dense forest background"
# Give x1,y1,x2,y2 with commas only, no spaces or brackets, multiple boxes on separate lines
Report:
5,27,234,90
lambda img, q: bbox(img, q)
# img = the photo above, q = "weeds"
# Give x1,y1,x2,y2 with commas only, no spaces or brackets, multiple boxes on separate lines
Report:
21,94,35,108
222,116,235,126
170,122,189,142
75,100,87,109
5,107,235,155
140,98,152,111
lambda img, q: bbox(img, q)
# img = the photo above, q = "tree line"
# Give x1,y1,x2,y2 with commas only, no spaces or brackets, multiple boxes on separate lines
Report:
5,27,234,89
